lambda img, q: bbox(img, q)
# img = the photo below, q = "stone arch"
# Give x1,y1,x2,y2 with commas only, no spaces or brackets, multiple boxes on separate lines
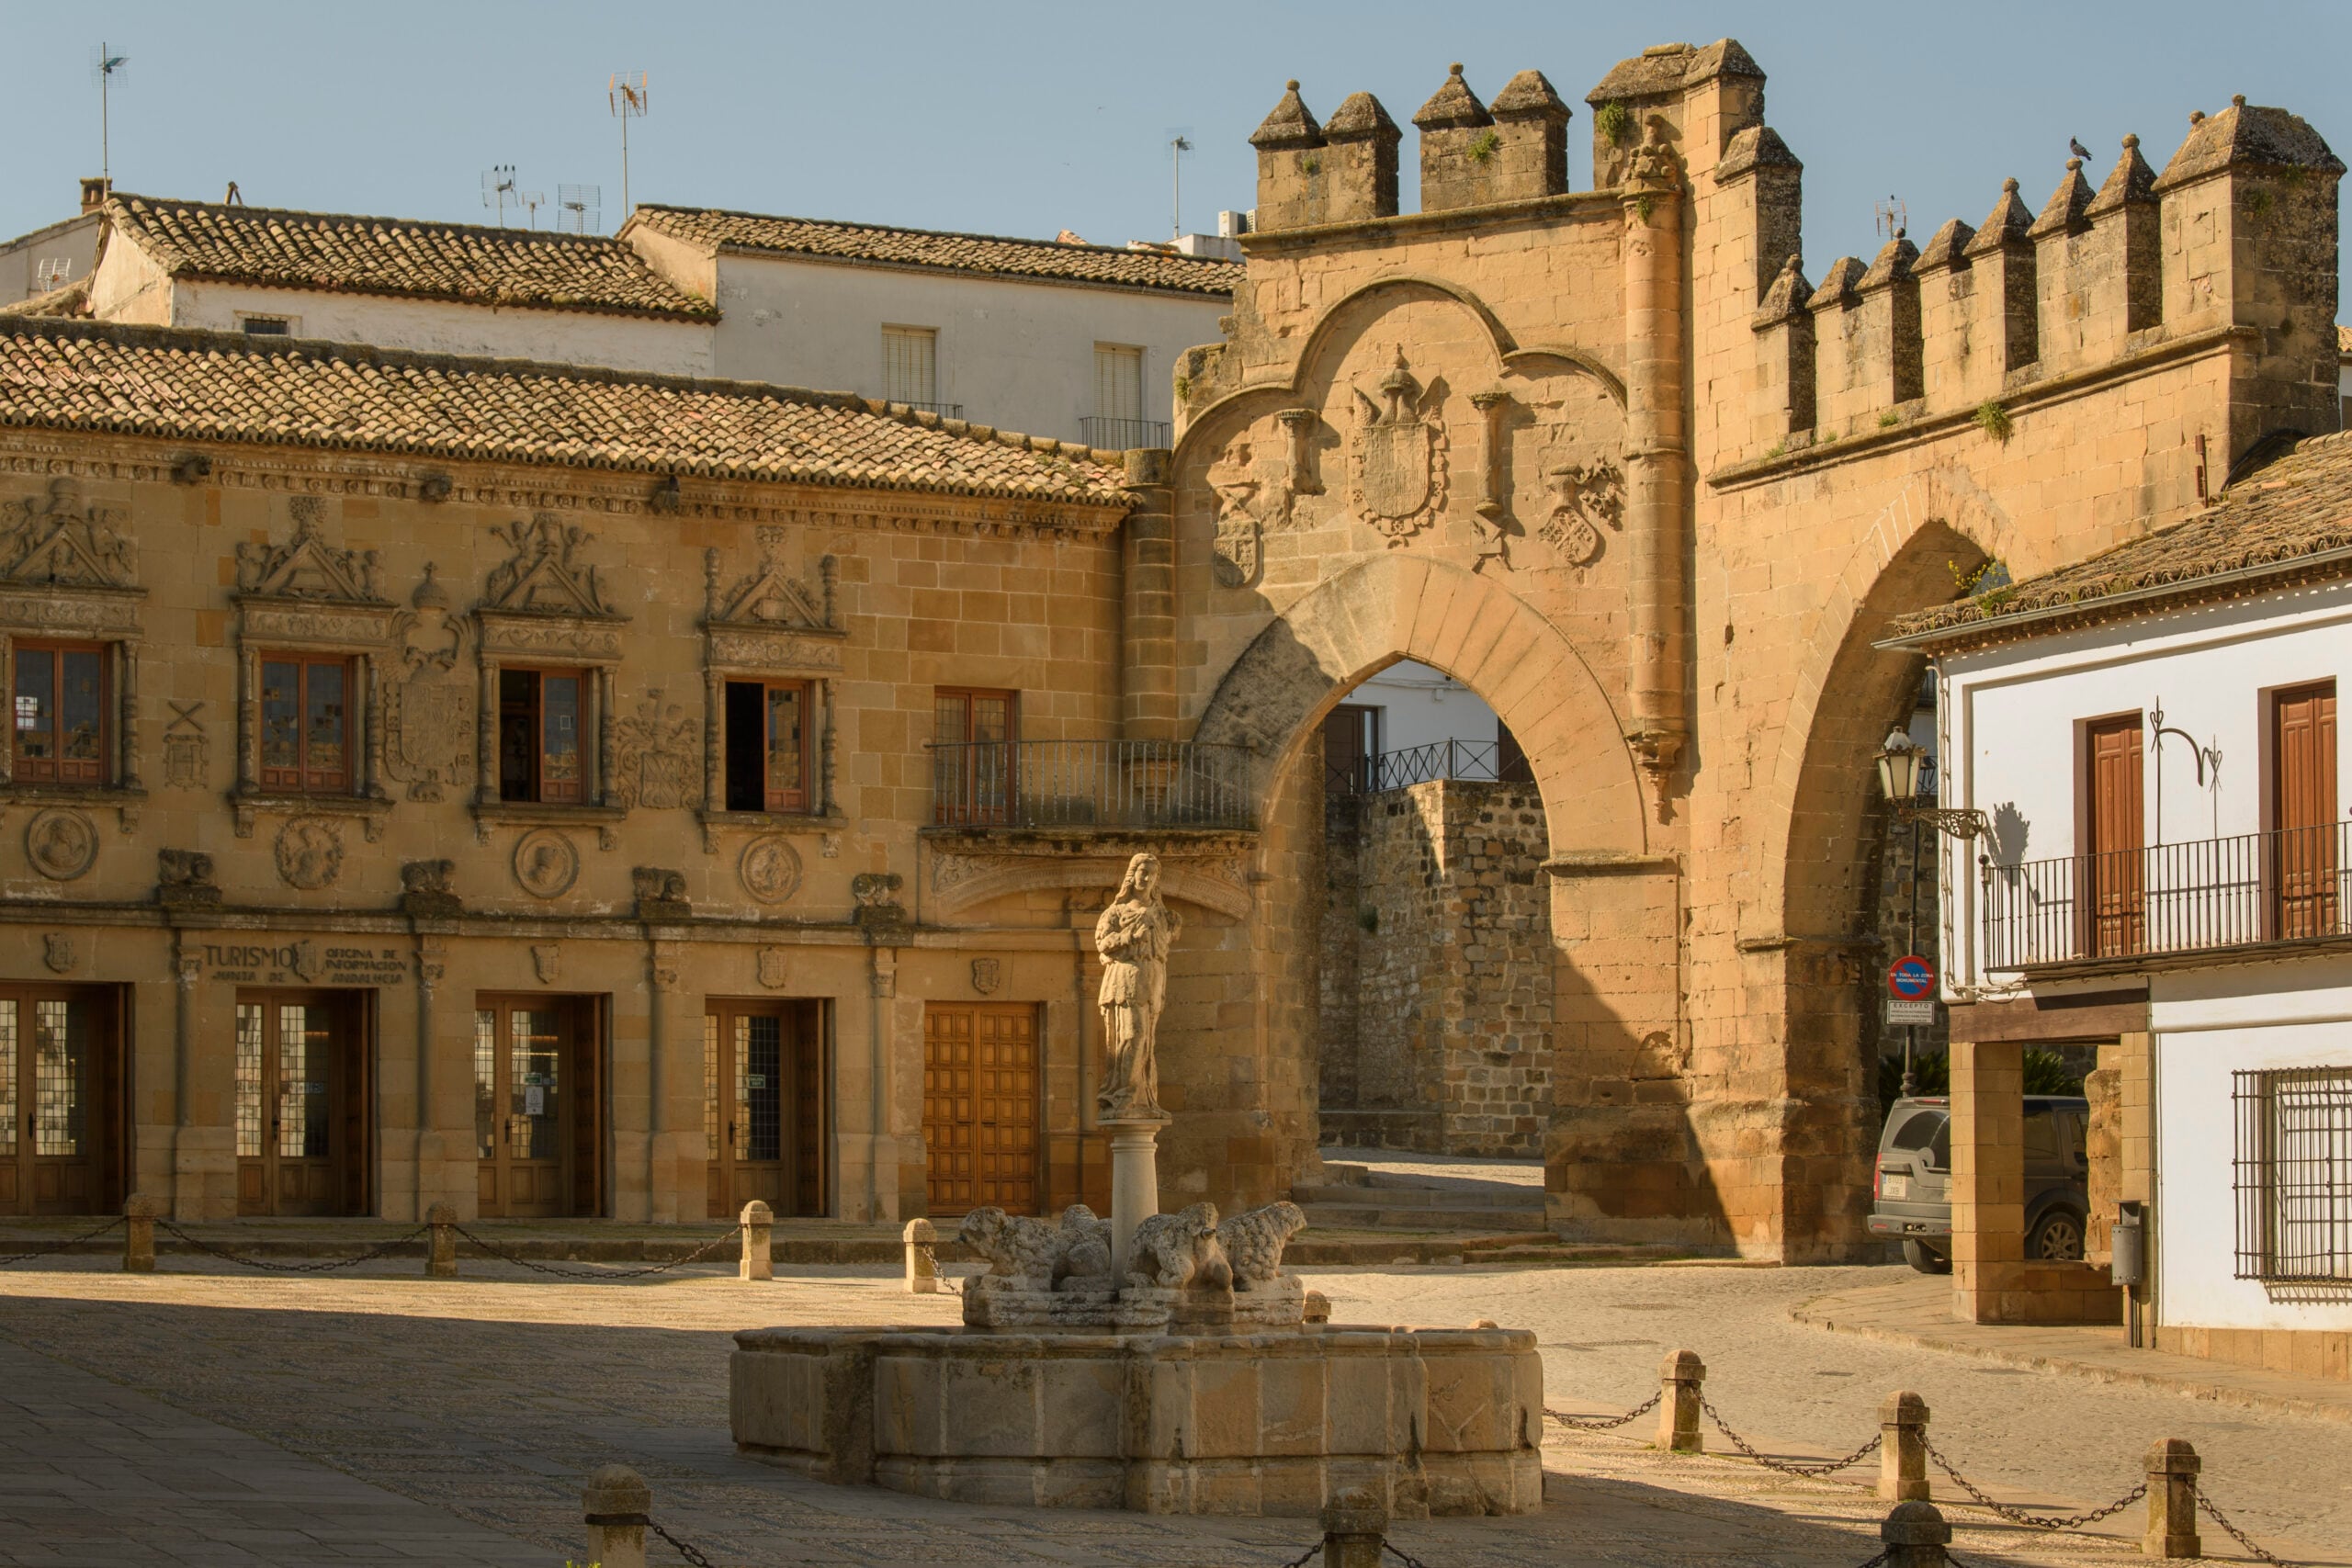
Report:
1194,554,1647,856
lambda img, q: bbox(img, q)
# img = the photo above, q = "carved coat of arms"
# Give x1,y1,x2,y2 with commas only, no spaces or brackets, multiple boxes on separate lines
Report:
1348,349,1448,543
384,566,475,802
971,957,1002,995
756,946,791,989
1537,435,1625,568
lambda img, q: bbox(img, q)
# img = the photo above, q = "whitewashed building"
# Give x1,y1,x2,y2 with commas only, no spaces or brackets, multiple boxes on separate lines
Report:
1888,428,2352,1379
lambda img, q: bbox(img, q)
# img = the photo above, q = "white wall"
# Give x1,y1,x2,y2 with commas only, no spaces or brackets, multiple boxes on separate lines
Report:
0,213,100,303
1351,660,1505,763
2151,959,2352,1333
1939,580,2352,989
704,254,1227,444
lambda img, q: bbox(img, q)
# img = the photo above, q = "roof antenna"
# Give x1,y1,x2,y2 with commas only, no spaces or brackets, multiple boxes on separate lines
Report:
481,164,518,227
519,187,548,230
557,184,603,236
1874,195,1907,244
608,72,649,224
91,42,129,184
1168,129,1194,241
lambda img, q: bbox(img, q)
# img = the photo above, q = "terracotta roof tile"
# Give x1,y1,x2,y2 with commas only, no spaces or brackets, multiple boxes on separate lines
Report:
1890,430,2352,645
628,207,1242,297
0,319,1131,507
107,194,715,320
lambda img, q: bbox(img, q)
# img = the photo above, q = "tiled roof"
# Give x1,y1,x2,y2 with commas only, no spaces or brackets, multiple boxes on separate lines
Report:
1888,429,2352,646
628,207,1243,297
105,194,716,320
0,320,1131,506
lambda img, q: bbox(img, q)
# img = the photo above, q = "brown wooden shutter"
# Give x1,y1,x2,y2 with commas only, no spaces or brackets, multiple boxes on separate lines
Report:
2273,682,2339,939
2085,714,2145,956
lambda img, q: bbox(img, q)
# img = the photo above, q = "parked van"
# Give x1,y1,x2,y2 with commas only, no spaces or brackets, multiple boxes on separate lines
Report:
1866,1095,2090,1273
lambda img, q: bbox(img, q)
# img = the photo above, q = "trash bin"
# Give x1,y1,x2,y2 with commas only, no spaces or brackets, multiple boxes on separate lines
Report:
2111,1201,2145,1288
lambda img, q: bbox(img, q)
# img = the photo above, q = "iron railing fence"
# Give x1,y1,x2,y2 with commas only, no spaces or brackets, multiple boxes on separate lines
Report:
929,739,1253,830
1981,820,2350,970
1080,416,1171,451
2233,1066,2352,1283
1326,737,1533,797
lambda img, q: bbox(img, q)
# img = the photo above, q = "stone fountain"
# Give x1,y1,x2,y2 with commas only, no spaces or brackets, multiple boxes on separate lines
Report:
729,854,1542,1517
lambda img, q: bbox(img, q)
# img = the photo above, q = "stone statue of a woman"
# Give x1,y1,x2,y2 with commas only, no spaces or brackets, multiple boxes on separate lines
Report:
1095,852,1181,1121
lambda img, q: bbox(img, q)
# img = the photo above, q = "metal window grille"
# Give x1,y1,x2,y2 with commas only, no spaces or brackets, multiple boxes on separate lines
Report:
1079,415,1171,450
2233,1066,2352,1281
882,326,937,406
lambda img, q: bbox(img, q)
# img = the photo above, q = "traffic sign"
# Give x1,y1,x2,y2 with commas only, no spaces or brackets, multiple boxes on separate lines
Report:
1886,998,1938,1025
1887,955,1937,1000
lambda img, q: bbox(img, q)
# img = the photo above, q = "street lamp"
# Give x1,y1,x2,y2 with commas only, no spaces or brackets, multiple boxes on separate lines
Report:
1873,726,1990,1100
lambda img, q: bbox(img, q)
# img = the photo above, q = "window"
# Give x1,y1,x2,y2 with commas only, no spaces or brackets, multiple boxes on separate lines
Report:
238,315,295,336
723,679,810,813
933,688,1015,826
2233,1066,2352,1281
12,642,107,785
882,326,937,406
258,655,352,793
498,668,587,804
1094,344,1143,423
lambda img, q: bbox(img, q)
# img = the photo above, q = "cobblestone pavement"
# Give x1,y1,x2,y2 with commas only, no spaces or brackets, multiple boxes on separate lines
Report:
0,1258,2335,1567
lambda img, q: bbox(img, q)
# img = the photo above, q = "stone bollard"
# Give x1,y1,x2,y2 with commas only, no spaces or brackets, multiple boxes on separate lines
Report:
740,1200,774,1281
582,1462,651,1568
903,1217,938,1293
425,1202,458,1279
2143,1438,2201,1559
1317,1490,1386,1568
1880,1499,1952,1568
1879,1391,1930,1501
1302,1289,1332,1325
1656,1349,1705,1454
122,1193,162,1273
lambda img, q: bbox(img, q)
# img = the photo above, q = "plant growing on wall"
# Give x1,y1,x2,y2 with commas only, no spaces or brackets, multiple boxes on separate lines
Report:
1467,129,1501,164
1973,400,2014,443
1594,100,1631,147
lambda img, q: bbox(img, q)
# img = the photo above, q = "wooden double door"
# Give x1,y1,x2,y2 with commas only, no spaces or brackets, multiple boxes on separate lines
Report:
235,991,369,1216
0,987,123,1215
475,996,603,1218
705,999,823,1220
922,1002,1038,1216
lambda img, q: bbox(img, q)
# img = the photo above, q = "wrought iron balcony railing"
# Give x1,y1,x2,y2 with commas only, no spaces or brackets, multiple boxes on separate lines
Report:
1981,821,2351,970
894,400,964,419
1080,416,1171,451
929,739,1253,830
1326,738,1534,797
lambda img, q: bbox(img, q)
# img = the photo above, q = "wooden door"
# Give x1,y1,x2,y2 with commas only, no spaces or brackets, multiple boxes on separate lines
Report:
704,1000,820,1220
2084,715,2145,957
236,994,362,1216
1322,703,1378,794
474,998,597,1218
0,988,115,1215
922,1002,1037,1216
2273,682,2339,939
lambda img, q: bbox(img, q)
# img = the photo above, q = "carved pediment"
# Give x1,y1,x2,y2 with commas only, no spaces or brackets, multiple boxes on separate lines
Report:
235,497,387,604
481,513,620,619
925,834,1255,922
1,478,135,590
705,530,837,632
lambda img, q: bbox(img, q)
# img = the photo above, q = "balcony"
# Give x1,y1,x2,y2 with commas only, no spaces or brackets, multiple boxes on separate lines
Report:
928,739,1253,831
895,400,964,419
1326,737,1533,796
1079,416,1171,451
1982,822,2350,972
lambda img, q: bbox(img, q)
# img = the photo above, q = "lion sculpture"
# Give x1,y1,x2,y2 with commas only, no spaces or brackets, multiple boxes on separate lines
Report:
959,1203,1113,1292
1215,1199,1306,1289
1125,1201,1233,1292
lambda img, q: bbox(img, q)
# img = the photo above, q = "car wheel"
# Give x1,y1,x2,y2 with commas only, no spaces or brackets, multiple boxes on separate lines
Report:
2028,1208,2086,1262
1903,1239,1951,1275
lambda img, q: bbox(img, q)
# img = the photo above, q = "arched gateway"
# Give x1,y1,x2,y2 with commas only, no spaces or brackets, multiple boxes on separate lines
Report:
1134,46,2340,1258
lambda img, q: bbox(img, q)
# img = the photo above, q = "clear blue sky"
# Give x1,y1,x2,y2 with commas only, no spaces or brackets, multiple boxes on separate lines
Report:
8,1,2349,278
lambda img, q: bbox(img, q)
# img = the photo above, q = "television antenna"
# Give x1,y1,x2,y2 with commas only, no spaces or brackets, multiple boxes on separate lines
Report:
34,258,72,292
481,164,519,227
91,43,128,184
608,71,649,219
1874,195,1908,244
1167,129,1193,240
557,184,603,235
519,188,548,229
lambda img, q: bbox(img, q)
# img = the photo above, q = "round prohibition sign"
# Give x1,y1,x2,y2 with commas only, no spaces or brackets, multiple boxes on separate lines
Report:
1887,955,1937,999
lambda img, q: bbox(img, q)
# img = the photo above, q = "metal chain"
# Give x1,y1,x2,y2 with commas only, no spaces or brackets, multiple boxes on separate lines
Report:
1849,1551,1891,1568
1700,1395,1883,1478
1546,1389,1661,1431
649,1517,718,1568
1922,1436,2146,1530
453,1223,741,1280
1274,1544,1320,1568
154,1220,428,1274
1382,1541,1435,1568
2198,1491,2296,1567
0,1214,125,1267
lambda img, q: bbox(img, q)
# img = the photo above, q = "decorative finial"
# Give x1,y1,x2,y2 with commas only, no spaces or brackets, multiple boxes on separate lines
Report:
2189,109,2206,125
2121,132,2139,150
1450,62,1464,76
2002,176,2019,192
1286,79,1299,91
2065,158,2082,173
2232,94,2247,108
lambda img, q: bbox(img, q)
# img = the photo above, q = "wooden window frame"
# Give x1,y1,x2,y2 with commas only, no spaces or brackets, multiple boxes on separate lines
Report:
498,665,593,806
11,639,112,787
256,652,355,795
933,687,1018,829
724,678,813,815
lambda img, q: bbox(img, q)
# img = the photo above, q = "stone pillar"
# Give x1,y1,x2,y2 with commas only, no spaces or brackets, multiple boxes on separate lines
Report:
582,1463,651,1568
2143,1439,2200,1559
169,938,204,1221
1880,1500,1951,1568
646,942,681,1224
1951,1038,2024,1322
1106,1116,1168,1282
1879,1391,1929,1501
1318,1492,1386,1568
1620,122,1689,811
426,1202,457,1278
740,1199,773,1281
1119,450,1178,740
122,1193,160,1273
1656,1349,1704,1453
413,942,447,1221
903,1218,939,1292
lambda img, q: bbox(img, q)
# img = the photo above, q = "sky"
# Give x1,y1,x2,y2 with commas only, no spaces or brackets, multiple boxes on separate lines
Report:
7,1,2350,273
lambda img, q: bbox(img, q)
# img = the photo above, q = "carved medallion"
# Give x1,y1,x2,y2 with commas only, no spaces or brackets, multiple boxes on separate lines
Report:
274,818,345,890
756,946,790,989
971,957,1002,996
531,943,561,984
25,809,98,881
384,566,475,802
513,829,580,900
42,933,74,975
613,691,698,810
164,700,209,790
1348,349,1448,543
740,834,803,904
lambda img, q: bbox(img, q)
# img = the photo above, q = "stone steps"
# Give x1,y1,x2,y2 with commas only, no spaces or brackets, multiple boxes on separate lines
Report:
1297,1201,1548,1233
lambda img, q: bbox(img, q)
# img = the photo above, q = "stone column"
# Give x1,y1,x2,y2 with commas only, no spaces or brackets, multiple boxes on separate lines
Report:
582,1464,651,1568
413,941,447,1221
1951,1038,2024,1322
2143,1439,2201,1559
1619,124,1690,814
646,942,681,1224
170,936,201,1220
1879,1391,1929,1501
1119,449,1179,741
1105,1115,1169,1283
1656,1349,1704,1453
